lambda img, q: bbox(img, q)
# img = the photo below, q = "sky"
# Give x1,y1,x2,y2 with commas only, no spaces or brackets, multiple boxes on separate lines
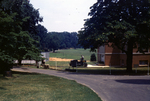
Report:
30,0,97,32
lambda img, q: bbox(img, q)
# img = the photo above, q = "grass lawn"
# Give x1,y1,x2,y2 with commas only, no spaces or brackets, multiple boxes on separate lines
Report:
0,71,101,101
74,67,150,75
50,48,97,61
47,48,97,68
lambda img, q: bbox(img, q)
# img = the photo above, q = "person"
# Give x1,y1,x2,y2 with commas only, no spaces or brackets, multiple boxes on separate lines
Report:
80,55,84,61
80,55,84,65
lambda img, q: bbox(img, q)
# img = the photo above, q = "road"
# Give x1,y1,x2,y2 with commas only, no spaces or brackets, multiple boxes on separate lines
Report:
12,67,150,101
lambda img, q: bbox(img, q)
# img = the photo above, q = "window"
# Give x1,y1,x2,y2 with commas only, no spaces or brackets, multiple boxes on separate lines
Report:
139,60,148,66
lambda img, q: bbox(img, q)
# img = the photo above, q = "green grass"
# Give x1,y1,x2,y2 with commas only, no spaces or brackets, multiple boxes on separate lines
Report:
0,71,101,101
47,61,70,70
48,48,97,69
74,67,150,75
50,48,97,61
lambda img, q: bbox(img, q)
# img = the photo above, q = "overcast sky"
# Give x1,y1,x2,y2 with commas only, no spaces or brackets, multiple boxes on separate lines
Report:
30,0,97,32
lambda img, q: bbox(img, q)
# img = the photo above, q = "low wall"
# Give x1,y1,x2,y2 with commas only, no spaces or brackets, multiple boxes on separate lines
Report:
14,60,36,64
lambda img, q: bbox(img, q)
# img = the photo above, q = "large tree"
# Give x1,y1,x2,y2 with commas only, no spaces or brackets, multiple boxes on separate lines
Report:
0,0,43,74
9,0,43,64
37,24,48,50
0,0,28,73
0,10,18,73
78,0,150,72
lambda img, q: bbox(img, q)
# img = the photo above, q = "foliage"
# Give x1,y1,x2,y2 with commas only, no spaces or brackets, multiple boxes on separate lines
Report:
78,0,150,72
9,0,43,64
0,0,43,73
36,24,48,50
0,5,20,72
38,31,79,52
90,54,96,61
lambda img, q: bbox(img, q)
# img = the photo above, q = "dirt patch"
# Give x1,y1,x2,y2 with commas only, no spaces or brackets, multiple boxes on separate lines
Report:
49,57,73,62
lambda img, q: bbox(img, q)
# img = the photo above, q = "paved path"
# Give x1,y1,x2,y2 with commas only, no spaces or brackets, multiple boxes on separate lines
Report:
12,67,150,101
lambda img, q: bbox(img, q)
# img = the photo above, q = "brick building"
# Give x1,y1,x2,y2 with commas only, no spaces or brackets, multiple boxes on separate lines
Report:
97,43,150,67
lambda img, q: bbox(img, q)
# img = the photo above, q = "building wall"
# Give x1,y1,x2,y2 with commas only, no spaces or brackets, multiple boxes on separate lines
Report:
41,52,50,62
119,54,127,67
132,54,150,67
97,46,105,62
105,43,121,53
104,43,123,66
105,54,120,66
99,46,105,53
98,43,150,67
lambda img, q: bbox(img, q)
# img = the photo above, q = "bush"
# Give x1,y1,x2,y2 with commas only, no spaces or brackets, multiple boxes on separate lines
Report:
90,54,96,61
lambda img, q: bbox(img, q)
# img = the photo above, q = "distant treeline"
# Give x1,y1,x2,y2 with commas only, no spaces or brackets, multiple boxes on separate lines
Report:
37,24,80,52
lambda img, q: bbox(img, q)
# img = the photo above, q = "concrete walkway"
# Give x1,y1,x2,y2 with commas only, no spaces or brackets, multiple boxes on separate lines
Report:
12,67,150,101
87,64,109,68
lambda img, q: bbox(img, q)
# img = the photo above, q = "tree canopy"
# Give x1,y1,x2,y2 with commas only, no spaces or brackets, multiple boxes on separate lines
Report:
0,0,43,73
37,29,79,52
78,0,150,72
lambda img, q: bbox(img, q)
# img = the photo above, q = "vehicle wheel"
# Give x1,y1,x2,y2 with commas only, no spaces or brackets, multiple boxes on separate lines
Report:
84,63,87,67
69,62,71,66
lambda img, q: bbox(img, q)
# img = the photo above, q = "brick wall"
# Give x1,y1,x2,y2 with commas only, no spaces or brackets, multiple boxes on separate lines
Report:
105,54,120,66
132,54,150,67
98,43,150,67
119,54,127,66
105,43,121,53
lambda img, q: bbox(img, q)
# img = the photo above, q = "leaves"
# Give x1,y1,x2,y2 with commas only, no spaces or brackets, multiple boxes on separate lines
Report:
78,0,150,71
0,0,43,71
78,0,150,52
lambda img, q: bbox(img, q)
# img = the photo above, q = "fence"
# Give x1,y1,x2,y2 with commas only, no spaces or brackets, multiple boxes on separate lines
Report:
14,60,36,64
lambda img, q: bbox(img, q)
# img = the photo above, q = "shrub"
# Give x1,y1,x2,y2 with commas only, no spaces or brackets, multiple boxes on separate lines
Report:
90,54,96,61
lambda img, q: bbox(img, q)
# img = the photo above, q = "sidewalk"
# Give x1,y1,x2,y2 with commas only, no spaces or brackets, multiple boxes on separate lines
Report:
87,64,110,68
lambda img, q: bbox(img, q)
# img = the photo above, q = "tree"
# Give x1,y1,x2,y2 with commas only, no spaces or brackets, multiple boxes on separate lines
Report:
0,10,18,73
78,0,150,72
0,0,43,74
70,32,78,49
9,0,43,64
37,24,48,50
43,32,79,51
45,33,60,52
0,0,28,73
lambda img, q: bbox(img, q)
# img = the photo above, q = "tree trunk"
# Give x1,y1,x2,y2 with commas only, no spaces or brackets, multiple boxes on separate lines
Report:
2,62,11,77
18,59,22,65
126,39,134,73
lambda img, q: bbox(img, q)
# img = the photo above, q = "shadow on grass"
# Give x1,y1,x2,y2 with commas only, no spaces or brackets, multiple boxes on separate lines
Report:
0,76,8,80
115,79,150,85
11,71,40,76
0,87,7,90
0,71,41,78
